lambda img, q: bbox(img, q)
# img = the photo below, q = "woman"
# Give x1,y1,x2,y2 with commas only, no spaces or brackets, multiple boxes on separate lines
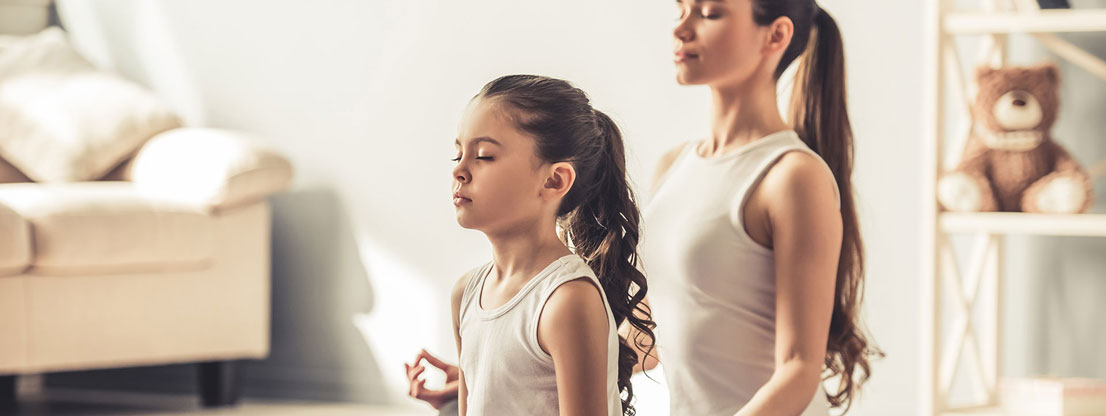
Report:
633,0,878,414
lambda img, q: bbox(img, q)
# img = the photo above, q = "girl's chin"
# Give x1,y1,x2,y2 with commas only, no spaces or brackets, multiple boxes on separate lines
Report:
454,214,480,230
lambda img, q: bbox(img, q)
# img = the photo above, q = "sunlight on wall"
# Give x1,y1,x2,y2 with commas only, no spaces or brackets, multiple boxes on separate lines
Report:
352,233,448,404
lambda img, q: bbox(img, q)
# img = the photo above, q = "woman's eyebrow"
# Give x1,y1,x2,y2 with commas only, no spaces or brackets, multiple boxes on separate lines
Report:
455,137,503,147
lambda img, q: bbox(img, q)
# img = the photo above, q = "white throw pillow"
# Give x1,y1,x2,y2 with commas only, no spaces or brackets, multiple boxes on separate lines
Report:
0,27,181,182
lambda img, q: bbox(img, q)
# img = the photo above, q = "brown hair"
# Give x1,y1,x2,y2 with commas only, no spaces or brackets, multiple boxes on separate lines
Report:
475,75,657,415
752,1,882,411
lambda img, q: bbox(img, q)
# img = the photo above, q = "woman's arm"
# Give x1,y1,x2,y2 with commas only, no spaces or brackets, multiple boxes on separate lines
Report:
451,273,470,416
737,152,841,416
538,279,612,416
615,142,690,375
618,296,659,373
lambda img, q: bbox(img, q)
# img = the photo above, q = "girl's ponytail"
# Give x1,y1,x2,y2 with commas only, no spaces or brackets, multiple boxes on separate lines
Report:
561,109,655,415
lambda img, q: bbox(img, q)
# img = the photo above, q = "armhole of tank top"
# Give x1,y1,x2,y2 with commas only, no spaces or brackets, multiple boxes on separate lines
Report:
730,147,808,255
652,140,695,195
528,271,608,367
459,264,488,324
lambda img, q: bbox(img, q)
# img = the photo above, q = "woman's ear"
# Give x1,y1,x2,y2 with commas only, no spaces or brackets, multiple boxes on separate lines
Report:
541,162,576,201
765,16,795,56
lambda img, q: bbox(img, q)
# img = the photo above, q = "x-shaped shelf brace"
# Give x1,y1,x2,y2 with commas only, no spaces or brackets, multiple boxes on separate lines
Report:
937,233,1001,407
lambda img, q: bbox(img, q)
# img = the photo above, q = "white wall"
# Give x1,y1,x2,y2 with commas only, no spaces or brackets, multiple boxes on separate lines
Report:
46,0,1034,414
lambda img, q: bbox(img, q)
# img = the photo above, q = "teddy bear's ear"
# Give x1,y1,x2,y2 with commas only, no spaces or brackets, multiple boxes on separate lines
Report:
1035,62,1060,85
975,65,998,83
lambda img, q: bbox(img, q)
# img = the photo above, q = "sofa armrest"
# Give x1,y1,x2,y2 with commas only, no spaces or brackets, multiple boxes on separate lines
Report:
129,128,293,211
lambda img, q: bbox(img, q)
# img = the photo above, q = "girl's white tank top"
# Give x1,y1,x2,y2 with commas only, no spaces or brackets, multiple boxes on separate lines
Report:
458,254,622,416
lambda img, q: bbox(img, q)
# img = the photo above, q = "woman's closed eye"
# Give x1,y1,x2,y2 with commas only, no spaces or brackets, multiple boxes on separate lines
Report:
675,8,721,21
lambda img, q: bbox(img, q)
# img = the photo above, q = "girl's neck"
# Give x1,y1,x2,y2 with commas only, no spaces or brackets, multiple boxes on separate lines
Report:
703,74,790,157
484,217,572,284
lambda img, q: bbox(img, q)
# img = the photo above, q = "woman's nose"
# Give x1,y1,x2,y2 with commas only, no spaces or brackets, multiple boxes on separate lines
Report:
674,16,694,42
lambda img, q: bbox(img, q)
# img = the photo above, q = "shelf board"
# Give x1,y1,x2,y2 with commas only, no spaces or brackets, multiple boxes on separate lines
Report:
941,406,1006,416
940,212,1106,236
945,9,1106,34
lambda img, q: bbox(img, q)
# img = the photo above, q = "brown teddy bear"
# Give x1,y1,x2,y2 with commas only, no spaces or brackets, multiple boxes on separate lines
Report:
938,63,1093,214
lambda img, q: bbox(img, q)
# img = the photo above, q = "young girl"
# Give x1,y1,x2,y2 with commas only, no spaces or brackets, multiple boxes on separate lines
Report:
629,1,880,415
446,75,656,416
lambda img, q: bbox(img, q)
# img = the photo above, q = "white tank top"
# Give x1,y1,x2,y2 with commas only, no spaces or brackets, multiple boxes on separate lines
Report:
458,254,623,416
640,130,835,416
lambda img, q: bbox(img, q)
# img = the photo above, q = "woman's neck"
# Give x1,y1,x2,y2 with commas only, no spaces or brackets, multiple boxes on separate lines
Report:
484,216,571,284
703,75,790,157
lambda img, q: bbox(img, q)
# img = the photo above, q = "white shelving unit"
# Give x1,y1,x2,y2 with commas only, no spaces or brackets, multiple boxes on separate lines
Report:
922,1,1106,415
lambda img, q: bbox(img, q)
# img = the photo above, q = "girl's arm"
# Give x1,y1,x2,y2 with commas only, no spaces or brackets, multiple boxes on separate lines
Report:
737,152,841,416
451,274,470,416
538,279,612,416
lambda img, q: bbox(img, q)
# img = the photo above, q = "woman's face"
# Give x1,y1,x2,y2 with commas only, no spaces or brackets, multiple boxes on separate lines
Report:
673,0,773,87
451,99,549,232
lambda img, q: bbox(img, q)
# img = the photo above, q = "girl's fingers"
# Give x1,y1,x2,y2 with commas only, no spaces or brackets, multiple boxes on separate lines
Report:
418,349,451,370
411,366,426,379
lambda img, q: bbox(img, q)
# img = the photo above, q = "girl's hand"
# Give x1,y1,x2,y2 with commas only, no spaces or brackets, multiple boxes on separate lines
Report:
404,348,460,409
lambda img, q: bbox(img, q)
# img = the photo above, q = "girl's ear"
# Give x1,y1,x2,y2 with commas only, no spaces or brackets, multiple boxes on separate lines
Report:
542,162,576,201
765,16,794,56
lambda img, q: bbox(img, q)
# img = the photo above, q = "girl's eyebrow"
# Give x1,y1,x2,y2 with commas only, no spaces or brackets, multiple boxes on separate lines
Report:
455,137,503,147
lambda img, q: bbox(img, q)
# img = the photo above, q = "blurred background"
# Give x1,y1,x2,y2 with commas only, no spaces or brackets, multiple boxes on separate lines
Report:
0,0,1104,415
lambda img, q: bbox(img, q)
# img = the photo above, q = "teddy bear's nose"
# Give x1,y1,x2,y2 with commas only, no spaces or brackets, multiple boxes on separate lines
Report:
1013,99,1027,106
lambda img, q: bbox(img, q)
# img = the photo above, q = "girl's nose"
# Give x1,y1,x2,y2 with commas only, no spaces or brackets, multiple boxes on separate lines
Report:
452,164,470,183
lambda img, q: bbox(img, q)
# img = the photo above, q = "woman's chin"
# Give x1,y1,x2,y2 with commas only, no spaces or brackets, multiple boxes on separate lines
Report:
674,71,704,86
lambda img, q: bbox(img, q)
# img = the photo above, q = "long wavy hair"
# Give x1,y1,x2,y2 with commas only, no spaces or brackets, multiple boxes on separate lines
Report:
752,0,883,411
474,75,657,415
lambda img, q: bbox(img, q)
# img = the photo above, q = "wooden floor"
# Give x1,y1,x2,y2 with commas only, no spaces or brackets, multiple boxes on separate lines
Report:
5,388,436,416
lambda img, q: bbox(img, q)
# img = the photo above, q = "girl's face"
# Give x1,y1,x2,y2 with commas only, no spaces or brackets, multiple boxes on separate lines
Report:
451,99,551,232
673,0,776,87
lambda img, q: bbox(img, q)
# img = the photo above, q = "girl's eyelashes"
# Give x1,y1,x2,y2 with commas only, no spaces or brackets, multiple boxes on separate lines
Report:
450,156,495,162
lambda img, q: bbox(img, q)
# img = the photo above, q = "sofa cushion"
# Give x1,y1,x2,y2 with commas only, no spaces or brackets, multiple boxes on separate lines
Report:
0,182,215,275
0,27,182,182
130,128,295,211
0,154,30,183
0,201,30,276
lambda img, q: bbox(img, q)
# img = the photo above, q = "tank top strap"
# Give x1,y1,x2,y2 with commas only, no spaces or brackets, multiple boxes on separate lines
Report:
652,140,699,193
732,133,841,209
458,262,492,325
525,256,610,366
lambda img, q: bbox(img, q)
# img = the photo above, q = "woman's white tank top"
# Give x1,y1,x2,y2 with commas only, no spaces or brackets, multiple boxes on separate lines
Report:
458,254,623,416
640,130,835,416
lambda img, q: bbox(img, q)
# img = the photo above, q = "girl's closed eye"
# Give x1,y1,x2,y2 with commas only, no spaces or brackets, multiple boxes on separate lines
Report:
449,155,495,162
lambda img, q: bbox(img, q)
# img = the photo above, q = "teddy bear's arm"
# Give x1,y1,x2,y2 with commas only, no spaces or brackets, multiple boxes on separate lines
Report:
939,137,999,212
1051,143,1088,175
1021,142,1093,214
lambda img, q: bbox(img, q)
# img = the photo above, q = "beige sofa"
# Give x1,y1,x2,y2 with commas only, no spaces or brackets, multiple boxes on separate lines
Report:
0,127,293,407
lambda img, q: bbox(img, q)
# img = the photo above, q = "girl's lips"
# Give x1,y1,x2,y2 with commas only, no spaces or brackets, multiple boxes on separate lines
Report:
452,193,471,206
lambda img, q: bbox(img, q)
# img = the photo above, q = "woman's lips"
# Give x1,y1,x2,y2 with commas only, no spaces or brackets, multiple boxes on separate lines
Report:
674,51,698,63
